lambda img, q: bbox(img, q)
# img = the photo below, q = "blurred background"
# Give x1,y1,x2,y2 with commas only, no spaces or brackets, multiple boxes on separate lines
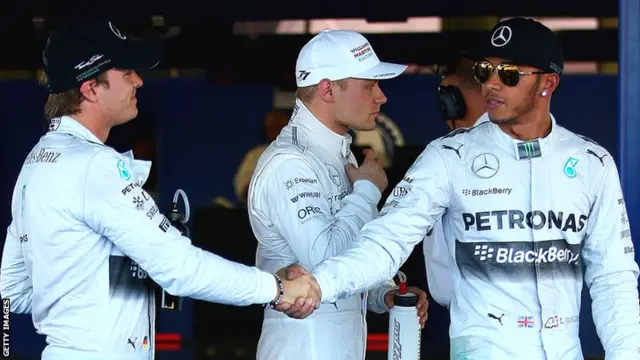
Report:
0,1,633,359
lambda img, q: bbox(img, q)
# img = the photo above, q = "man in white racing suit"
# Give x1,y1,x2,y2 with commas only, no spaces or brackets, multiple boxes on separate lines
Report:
303,18,640,359
248,29,427,360
0,21,319,360
427,51,491,307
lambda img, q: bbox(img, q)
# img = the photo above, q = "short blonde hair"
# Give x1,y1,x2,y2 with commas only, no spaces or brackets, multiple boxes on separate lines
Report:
39,71,109,123
295,79,349,103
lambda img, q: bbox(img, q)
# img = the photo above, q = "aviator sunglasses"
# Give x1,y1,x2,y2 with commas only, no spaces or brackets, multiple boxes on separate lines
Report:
472,61,547,87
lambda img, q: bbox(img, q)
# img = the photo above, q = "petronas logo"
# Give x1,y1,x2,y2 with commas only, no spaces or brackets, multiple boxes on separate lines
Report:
563,157,579,178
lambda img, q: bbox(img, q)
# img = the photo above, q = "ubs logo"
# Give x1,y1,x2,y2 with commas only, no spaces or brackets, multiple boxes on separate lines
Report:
392,186,410,198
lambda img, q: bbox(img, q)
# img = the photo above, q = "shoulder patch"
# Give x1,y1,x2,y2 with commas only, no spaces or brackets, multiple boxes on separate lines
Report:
441,122,486,139
577,134,601,146
585,148,609,166
442,127,472,139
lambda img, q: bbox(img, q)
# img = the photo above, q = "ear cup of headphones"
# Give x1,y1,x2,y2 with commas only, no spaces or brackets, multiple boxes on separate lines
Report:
437,85,467,121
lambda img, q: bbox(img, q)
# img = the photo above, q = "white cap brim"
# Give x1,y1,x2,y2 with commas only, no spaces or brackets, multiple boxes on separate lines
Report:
353,61,408,80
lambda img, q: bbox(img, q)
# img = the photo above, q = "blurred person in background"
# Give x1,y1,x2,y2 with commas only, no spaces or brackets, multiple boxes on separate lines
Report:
247,29,428,360
234,109,289,206
436,50,488,130
0,21,319,360
425,47,490,309
290,18,640,359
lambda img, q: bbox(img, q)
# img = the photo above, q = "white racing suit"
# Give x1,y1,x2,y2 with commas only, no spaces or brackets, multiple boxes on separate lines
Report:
0,116,278,360
248,98,397,360
423,112,490,307
312,115,640,359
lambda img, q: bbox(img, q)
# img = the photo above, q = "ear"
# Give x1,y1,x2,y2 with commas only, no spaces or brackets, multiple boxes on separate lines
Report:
316,78,335,103
541,73,560,96
79,80,100,103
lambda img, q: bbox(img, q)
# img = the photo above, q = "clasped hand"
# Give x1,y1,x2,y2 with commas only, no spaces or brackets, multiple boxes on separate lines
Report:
273,264,321,319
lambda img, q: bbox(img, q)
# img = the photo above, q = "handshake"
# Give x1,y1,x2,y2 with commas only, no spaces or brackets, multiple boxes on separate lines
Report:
270,264,322,319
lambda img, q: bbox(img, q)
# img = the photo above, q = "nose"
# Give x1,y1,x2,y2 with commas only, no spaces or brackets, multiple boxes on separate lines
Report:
484,68,502,92
374,85,387,105
132,71,144,88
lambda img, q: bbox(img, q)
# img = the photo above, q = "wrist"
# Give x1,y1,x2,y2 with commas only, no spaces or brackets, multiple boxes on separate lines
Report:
353,180,382,204
266,273,284,309
383,288,398,310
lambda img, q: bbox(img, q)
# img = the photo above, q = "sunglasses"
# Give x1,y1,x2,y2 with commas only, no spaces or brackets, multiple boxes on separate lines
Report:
472,61,547,87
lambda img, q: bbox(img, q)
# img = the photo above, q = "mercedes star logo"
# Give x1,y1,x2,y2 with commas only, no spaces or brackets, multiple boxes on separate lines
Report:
326,164,342,186
109,22,127,40
491,26,512,47
471,153,500,179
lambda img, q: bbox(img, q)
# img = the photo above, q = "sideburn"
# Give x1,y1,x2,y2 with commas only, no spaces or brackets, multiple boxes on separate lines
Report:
513,75,542,116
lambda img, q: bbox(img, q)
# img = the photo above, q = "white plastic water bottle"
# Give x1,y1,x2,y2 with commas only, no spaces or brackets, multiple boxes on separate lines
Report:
388,271,421,360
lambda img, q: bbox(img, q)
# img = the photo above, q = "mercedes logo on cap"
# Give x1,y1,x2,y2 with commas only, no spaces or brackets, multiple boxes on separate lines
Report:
471,153,500,179
491,26,512,47
109,22,127,40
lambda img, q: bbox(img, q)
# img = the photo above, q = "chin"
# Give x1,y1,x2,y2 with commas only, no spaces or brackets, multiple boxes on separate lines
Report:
488,109,515,125
355,118,377,132
117,110,138,125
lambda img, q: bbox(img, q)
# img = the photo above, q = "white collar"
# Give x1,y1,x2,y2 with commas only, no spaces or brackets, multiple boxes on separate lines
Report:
290,98,353,158
489,113,558,160
49,116,104,145
49,115,153,184
474,112,490,126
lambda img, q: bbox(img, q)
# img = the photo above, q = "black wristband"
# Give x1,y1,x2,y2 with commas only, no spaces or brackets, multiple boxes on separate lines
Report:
265,273,284,309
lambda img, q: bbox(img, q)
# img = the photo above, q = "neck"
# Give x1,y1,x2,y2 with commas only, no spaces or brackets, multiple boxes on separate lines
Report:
454,117,478,129
498,110,552,141
71,112,112,143
302,99,347,135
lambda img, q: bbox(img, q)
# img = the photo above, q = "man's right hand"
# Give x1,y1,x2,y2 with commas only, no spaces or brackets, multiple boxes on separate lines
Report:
271,264,321,319
346,148,388,193
275,264,322,319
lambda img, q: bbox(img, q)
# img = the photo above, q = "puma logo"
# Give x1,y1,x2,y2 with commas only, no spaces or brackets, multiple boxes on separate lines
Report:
128,337,137,350
586,149,607,166
442,144,463,158
488,313,505,326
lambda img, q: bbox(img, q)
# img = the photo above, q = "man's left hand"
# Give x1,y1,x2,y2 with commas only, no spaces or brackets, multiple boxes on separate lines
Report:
384,287,429,329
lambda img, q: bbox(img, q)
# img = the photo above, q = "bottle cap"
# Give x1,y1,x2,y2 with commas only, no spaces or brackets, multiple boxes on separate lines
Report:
393,292,418,307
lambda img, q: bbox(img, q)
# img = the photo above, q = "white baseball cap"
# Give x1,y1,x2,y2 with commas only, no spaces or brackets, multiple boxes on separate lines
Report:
295,29,408,87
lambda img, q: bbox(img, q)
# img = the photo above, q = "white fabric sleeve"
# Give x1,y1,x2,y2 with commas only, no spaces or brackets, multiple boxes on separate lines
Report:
312,144,451,303
581,154,640,359
82,150,277,306
0,220,33,314
367,280,398,314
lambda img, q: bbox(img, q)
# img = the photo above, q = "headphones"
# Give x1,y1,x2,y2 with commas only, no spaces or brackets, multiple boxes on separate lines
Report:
437,85,467,122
